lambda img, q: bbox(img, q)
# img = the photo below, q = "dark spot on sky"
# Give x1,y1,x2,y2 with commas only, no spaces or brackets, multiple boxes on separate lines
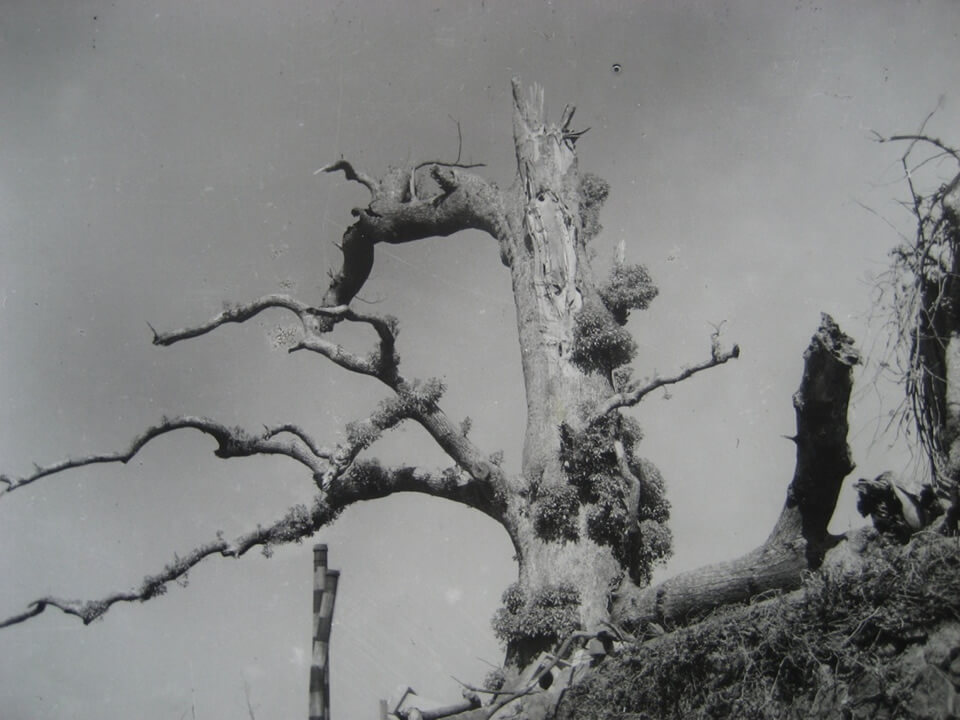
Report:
611,63,622,74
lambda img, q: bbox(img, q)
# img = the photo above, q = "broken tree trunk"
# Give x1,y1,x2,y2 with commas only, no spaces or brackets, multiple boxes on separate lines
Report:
611,314,860,628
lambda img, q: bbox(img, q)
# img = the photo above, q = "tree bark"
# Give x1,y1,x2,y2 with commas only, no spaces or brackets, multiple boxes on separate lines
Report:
612,314,860,628
493,80,624,665
490,83,740,667
505,79,610,483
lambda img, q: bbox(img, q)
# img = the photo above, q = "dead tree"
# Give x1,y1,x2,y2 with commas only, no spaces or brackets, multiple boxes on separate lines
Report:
6,81,863,682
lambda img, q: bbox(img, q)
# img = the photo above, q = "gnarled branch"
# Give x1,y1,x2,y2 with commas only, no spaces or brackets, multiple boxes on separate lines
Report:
325,378,509,501
319,157,511,314
6,283,502,507
151,293,401,380
151,294,315,346
0,499,325,628
0,416,327,498
1,450,505,630
327,462,505,526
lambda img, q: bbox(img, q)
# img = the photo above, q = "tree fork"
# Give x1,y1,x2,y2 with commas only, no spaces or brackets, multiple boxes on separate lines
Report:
611,314,860,628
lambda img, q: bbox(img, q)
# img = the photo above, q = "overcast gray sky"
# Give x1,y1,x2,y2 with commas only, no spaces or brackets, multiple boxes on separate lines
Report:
2,1,959,718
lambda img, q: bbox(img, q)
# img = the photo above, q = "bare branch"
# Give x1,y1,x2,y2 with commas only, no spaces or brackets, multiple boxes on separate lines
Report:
289,333,383,377
339,307,400,374
318,377,507,501
870,128,960,497
414,160,486,172
152,294,316,347
261,424,332,459
141,297,501,492
293,304,400,378
0,393,506,629
0,500,324,628
412,404,504,488
316,159,378,195
151,293,401,379
594,342,740,418
854,199,912,244
450,678,501,696
411,116,487,177
7,321,498,530
875,133,960,166
414,160,487,172
0,416,326,498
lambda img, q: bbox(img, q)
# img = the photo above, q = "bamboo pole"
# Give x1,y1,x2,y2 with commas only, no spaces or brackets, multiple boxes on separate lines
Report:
310,545,339,720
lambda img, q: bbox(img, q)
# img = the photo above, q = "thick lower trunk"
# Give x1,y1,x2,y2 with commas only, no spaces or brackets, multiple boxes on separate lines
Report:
501,529,622,668
515,537,620,627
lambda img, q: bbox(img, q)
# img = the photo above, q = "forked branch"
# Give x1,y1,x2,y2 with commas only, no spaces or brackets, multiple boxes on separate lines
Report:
325,379,508,496
594,337,740,419
0,416,328,497
0,458,504,630
873,131,960,167
152,293,401,380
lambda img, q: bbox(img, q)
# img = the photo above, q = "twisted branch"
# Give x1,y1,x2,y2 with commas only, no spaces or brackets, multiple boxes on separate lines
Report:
319,156,511,312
